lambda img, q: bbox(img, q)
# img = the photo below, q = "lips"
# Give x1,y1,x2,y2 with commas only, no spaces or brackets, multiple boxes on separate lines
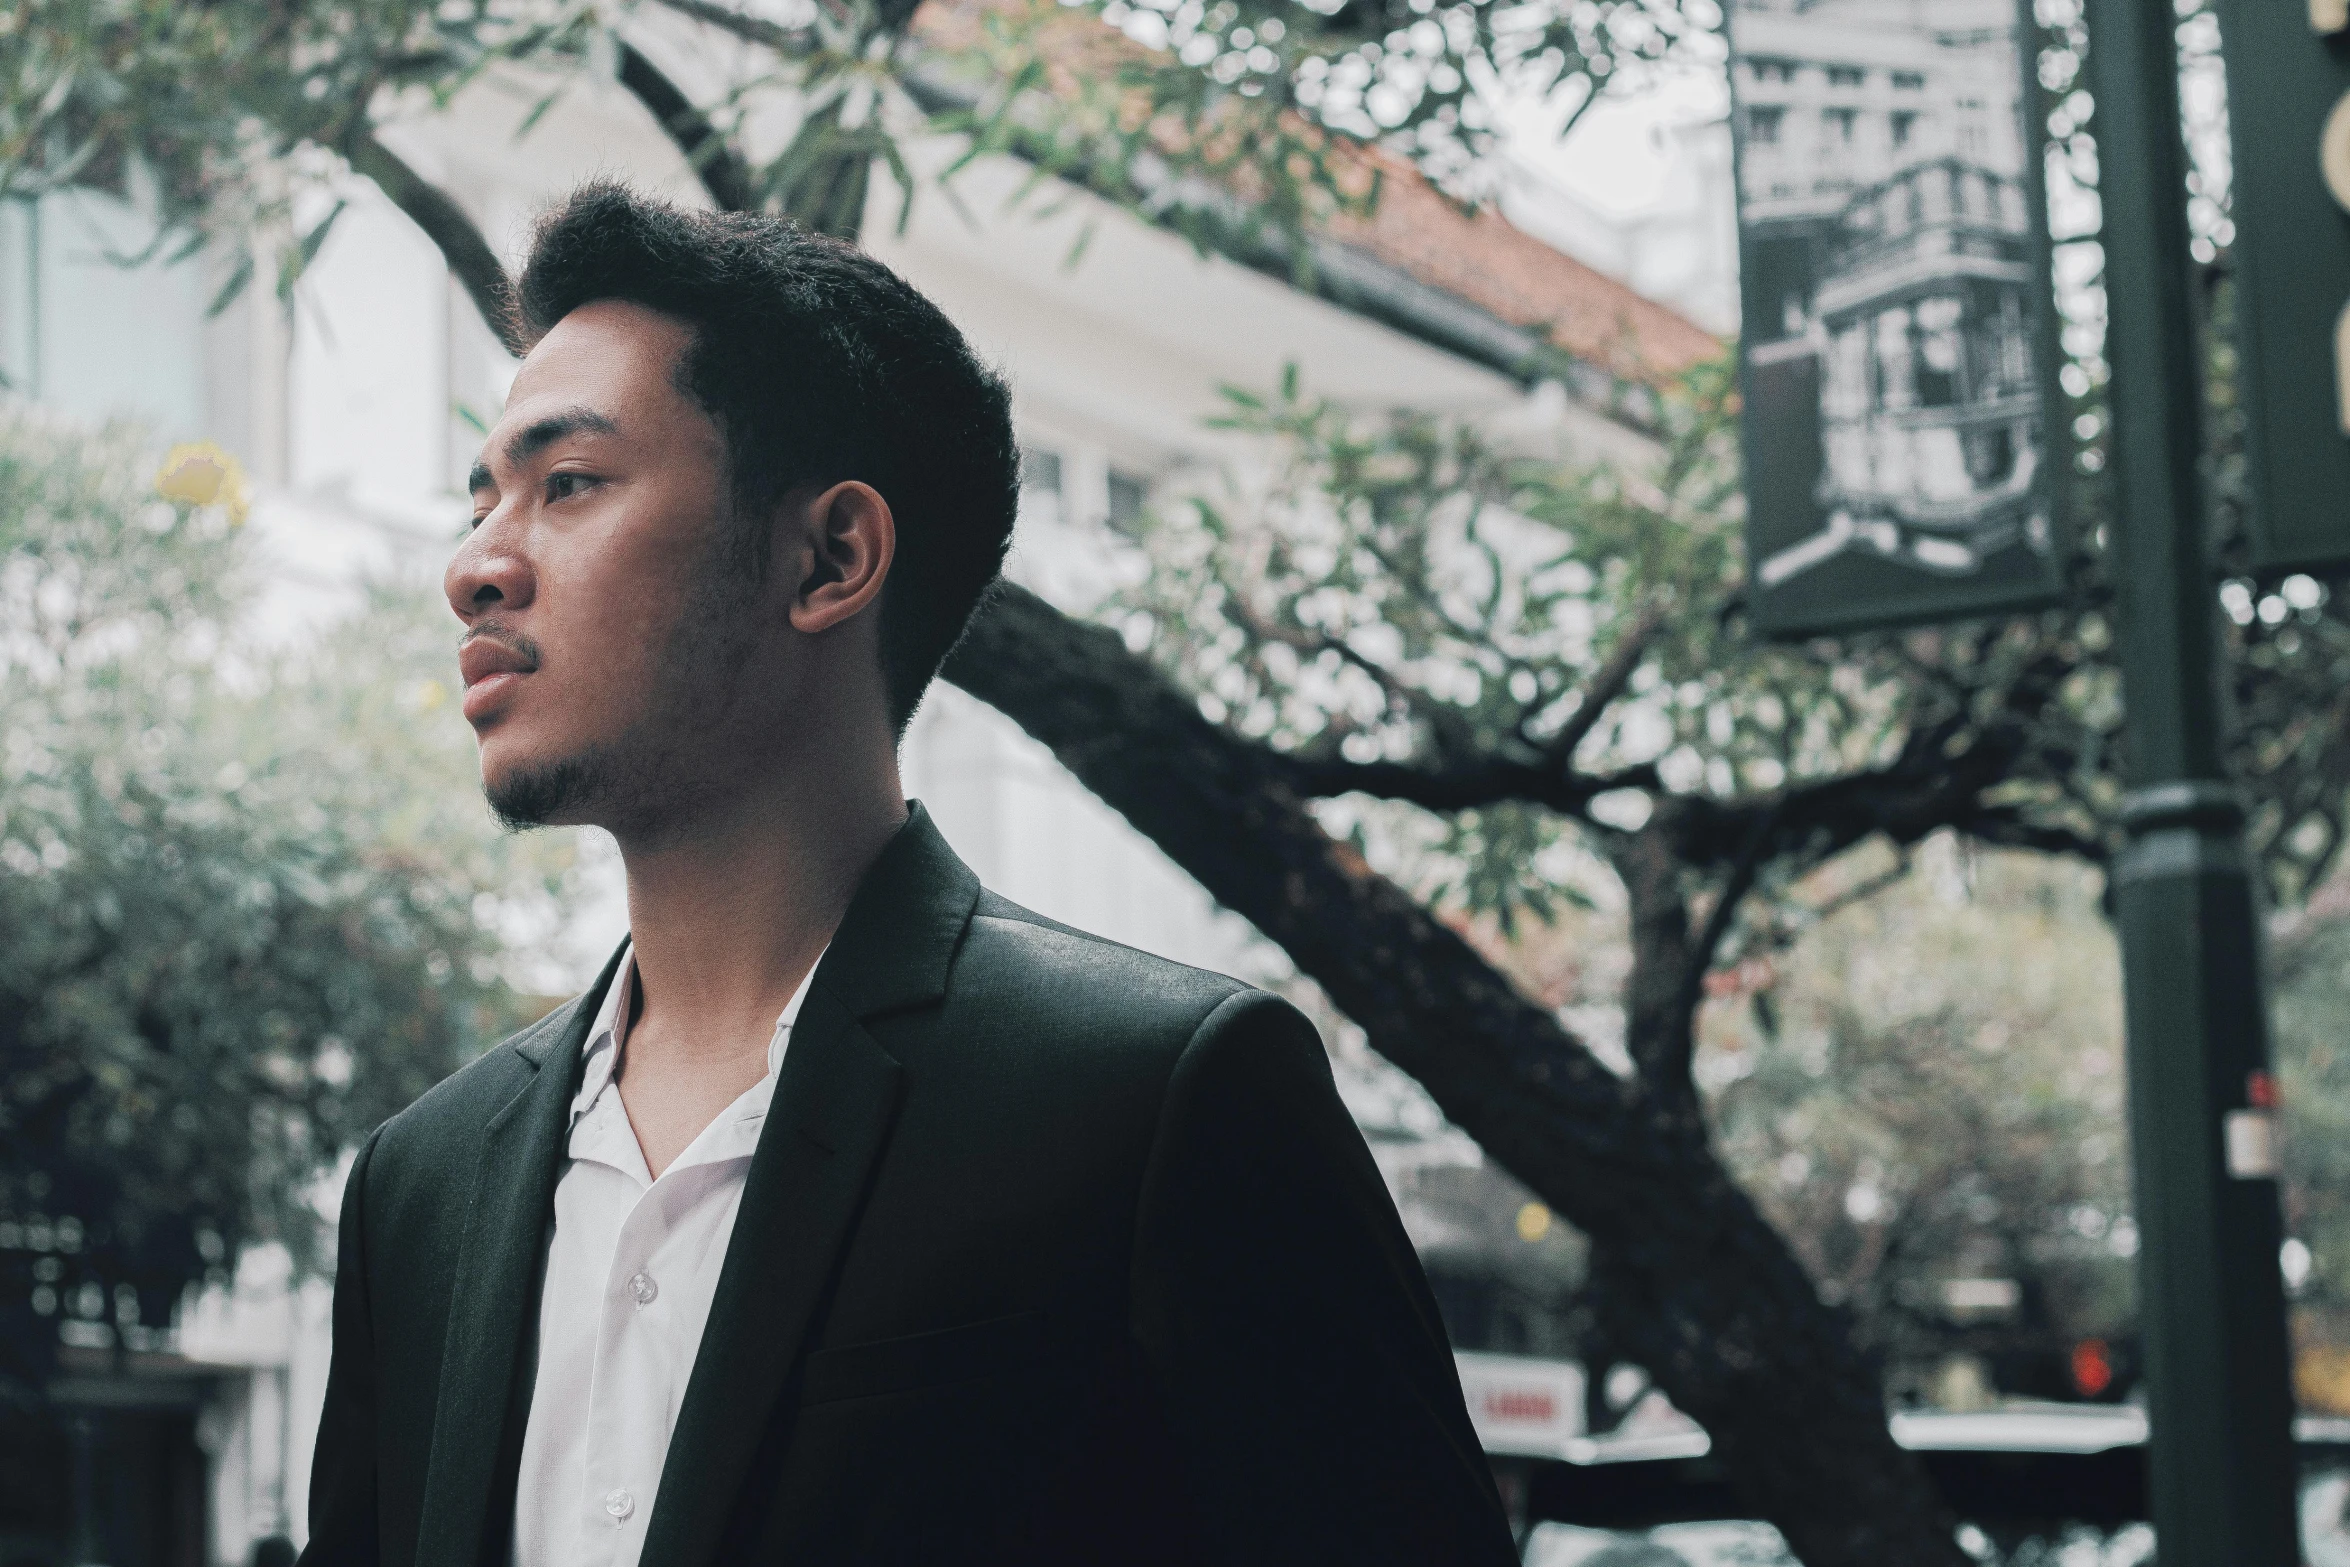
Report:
459,635,537,723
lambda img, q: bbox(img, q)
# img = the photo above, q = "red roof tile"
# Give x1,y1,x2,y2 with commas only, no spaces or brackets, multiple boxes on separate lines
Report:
913,0,1724,383
1327,150,1723,380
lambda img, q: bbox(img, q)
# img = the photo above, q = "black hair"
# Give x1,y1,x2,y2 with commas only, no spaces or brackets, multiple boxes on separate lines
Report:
514,181,1019,734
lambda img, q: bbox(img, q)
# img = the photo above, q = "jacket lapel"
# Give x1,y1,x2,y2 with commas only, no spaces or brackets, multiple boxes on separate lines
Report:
638,991,903,1567
412,948,618,1566
639,802,980,1567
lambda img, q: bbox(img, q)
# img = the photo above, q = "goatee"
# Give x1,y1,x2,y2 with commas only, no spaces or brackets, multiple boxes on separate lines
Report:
485,751,606,832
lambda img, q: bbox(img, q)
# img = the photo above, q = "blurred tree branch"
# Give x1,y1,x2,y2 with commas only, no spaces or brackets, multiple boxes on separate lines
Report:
616,40,763,215
347,132,523,352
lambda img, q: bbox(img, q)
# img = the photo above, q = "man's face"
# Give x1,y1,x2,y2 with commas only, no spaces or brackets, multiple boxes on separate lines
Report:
447,299,764,836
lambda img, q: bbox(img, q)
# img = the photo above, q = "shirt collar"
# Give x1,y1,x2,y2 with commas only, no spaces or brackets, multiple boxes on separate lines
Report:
570,942,826,1124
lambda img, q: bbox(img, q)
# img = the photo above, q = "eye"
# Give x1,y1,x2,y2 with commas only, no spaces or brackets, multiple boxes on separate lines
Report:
546,471,601,504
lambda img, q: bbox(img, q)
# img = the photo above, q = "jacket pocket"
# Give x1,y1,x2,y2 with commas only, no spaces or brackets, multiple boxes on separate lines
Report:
799,1309,1050,1406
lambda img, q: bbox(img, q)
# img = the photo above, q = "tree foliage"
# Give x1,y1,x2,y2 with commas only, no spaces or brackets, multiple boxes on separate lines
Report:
1118,367,2099,943
0,412,561,1390
1,0,1713,289
1703,847,2137,1403
1110,352,2350,1423
1121,348,2350,959
2269,882,2350,1408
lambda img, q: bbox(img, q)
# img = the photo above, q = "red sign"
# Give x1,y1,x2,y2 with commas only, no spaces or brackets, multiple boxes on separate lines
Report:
1482,1390,1557,1424
2072,1339,2115,1398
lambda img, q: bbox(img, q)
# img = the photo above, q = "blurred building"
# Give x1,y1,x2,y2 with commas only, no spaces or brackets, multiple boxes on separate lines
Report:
1501,112,1742,338
0,15,1715,1558
1732,0,2030,338
1728,0,2054,590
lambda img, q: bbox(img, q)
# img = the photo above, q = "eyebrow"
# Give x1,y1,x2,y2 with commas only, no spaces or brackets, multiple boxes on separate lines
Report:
467,407,621,494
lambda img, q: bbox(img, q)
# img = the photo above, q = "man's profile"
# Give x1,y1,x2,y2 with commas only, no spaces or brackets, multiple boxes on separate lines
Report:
298,182,1517,1566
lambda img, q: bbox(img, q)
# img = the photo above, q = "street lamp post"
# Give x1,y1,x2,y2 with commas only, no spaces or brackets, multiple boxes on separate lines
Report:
2082,0,2301,1559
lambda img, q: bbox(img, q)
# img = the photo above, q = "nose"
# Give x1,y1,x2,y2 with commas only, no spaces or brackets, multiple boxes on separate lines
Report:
446,515,536,626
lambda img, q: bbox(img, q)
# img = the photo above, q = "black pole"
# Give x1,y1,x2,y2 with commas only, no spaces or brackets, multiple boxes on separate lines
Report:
2082,0,2301,1560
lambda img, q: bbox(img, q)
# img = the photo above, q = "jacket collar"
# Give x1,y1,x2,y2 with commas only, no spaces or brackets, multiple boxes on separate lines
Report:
411,941,619,1565
518,799,975,1045
511,937,624,1068
807,799,980,1020
639,800,980,1567
415,803,979,1567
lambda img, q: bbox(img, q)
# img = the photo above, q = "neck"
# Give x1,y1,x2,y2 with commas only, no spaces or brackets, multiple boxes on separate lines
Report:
615,742,907,1062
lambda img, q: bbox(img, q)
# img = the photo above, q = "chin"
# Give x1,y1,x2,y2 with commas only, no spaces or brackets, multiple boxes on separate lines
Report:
483,750,604,832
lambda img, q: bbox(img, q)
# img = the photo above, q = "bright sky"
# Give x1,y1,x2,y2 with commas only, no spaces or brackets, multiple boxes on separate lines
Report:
1501,66,1732,217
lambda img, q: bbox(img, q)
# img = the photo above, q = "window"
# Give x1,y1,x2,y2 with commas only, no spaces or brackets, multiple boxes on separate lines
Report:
1891,111,1920,150
1913,295,1967,408
3,190,209,440
1825,108,1858,144
1872,307,1917,411
1106,468,1151,536
1893,71,1926,91
1019,446,1065,524
1746,106,1786,145
1963,425,2017,488
1827,65,1866,89
0,198,34,397
1748,57,1797,84
1022,447,1063,495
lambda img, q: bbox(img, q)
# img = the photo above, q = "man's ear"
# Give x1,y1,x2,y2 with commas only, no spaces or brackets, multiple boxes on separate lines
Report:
787,481,894,635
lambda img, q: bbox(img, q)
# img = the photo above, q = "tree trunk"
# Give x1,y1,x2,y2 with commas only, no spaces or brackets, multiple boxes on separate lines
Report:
945,586,1971,1567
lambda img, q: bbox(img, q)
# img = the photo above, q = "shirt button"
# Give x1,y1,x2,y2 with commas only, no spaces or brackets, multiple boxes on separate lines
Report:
603,1488,635,1522
628,1271,658,1307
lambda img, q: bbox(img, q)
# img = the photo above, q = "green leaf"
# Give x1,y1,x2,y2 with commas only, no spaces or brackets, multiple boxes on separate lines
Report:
514,84,568,141
205,252,255,318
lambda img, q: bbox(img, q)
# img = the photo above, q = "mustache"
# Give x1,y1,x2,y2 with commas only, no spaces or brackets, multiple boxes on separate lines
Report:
462,622,543,668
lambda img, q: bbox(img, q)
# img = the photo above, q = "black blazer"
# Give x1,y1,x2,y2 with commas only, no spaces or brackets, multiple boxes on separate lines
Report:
299,804,1517,1566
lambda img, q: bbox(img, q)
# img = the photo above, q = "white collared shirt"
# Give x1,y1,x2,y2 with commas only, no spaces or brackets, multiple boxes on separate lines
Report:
512,944,822,1567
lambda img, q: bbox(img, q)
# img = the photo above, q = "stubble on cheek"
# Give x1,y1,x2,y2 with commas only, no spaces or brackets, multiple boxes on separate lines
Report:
485,537,764,841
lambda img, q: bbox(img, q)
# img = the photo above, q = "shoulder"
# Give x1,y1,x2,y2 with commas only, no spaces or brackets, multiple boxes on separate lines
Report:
366,992,588,1175
954,890,1261,1038
941,891,1324,1106
898,894,1325,1176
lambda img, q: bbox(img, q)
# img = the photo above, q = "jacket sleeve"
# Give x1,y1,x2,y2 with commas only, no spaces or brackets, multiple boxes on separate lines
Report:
1128,991,1520,1566
299,1126,384,1567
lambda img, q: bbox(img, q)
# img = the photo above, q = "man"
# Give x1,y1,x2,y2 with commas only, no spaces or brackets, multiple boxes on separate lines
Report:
300,182,1517,1567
